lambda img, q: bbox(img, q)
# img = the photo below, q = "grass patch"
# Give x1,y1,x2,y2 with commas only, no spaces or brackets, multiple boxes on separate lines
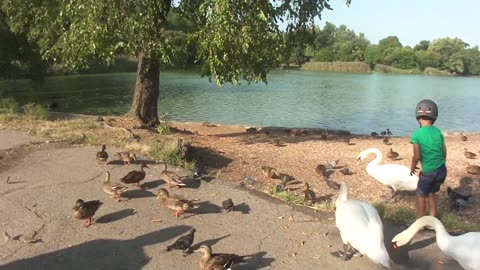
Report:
0,97,19,114
267,187,305,205
155,114,172,135
24,103,48,120
302,61,371,73
148,139,195,169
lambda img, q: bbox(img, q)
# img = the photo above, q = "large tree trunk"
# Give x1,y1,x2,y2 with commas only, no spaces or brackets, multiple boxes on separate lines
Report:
126,50,160,127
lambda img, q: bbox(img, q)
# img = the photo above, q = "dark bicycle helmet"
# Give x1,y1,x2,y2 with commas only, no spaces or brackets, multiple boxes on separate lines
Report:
415,99,438,121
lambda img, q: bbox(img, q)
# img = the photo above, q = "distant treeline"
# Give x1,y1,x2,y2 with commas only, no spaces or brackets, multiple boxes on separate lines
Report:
2,9,480,80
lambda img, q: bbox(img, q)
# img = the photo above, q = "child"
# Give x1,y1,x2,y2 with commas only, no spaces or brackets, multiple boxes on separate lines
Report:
410,99,447,219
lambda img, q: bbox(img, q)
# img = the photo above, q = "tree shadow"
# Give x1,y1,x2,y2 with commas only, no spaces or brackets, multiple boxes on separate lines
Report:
122,189,156,199
189,146,233,170
1,225,191,270
96,208,137,224
233,203,251,214
458,176,474,194
181,178,202,189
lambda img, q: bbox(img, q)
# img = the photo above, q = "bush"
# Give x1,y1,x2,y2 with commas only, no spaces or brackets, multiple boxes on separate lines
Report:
155,114,171,135
0,97,19,114
374,64,422,74
24,103,48,120
148,139,194,169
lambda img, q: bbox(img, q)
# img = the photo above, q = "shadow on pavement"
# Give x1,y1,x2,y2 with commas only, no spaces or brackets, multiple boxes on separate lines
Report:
96,208,137,224
1,225,191,270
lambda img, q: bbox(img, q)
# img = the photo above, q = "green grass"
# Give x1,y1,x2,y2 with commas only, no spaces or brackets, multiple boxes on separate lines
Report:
24,103,48,120
148,139,195,169
0,97,19,114
155,113,172,135
374,64,423,74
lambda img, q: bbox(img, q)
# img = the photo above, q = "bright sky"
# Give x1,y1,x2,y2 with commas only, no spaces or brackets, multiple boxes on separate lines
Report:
318,0,480,47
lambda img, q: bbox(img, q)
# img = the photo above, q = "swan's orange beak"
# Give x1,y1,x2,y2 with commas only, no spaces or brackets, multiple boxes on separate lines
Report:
391,242,399,250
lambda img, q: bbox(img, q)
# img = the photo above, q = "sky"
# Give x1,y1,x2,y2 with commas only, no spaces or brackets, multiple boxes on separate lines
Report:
317,0,480,47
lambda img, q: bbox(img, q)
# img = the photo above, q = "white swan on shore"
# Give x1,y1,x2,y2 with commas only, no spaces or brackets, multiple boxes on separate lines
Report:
356,148,418,198
335,182,391,269
392,216,480,270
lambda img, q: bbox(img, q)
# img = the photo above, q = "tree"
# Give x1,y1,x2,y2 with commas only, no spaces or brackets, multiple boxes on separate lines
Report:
1,0,350,126
363,45,382,68
428,37,468,73
414,40,430,51
414,50,442,70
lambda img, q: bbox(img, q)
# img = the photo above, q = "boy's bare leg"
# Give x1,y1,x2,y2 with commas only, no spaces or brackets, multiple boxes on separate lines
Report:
428,193,437,217
416,196,426,218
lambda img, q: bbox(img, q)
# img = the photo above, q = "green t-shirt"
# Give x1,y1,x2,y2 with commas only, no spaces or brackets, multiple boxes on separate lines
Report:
410,126,445,172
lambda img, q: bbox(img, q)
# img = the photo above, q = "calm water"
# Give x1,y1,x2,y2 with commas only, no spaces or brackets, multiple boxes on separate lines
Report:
1,70,479,135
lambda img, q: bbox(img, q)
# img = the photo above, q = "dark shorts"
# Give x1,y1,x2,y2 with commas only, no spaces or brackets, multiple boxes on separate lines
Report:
417,163,447,196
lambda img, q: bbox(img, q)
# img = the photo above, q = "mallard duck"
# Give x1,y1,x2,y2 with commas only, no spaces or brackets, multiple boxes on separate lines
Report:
447,187,471,201
196,244,245,270
222,198,234,212
261,166,278,179
460,134,468,141
96,144,108,165
370,131,379,137
72,199,103,227
466,163,480,174
382,137,390,145
160,162,186,188
156,188,198,218
120,162,148,188
103,171,129,202
118,151,136,165
386,148,399,160
325,175,341,190
303,182,316,206
464,148,476,159
166,228,196,254
339,167,355,176
315,164,327,177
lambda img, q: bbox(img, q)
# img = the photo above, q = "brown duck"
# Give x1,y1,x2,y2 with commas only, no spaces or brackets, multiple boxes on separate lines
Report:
464,148,476,159
118,151,136,165
387,148,399,160
261,166,278,179
160,162,186,188
156,188,198,218
103,171,129,202
120,162,148,188
96,144,108,165
72,199,103,227
196,244,246,270
466,163,480,174
303,182,316,206
460,134,467,141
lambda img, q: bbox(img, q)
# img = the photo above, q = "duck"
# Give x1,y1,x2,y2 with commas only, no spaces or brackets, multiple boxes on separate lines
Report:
303,182,316,206
335,182,390,269
120,162,148,189
343,137,351,145
222,198,234,212
386,129,392,136
160,162,187,188
465,162,480,174
392,216,480,270
382,137,390,145
326,159,340,170
371,131,379,137
460,134,467,141
325,175,341,190
357,148,418,199
464,148,476,159
166,228,196,254
261,166,278,179
339,167,355,176
72,199,103,227
447,187,471,201
196,244,245,270
386,148,399,160
118,151,136,165
96,144,108,165
156,188,198,218
103,171,129,202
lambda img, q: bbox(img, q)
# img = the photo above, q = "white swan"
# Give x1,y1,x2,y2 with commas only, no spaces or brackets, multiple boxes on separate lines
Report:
392,216,480,270
335,182,391,269
356,148,418,198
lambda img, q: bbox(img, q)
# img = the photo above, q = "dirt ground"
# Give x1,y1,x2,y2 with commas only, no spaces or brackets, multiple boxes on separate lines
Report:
169,121,480,228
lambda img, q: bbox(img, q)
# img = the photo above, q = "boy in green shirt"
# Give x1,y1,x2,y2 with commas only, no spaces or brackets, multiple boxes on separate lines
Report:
410,99,447,219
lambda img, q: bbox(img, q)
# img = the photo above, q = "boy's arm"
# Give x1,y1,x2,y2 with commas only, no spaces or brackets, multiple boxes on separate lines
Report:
410,144,421,176
443,143,447,159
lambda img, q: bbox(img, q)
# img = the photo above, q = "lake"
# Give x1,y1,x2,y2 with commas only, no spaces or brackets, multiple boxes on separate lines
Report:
1,70,479,136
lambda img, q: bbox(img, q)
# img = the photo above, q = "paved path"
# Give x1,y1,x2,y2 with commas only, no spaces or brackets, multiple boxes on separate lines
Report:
0,130,462,270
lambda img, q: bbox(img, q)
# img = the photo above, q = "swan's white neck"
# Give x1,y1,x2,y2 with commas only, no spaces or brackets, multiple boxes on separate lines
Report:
363,148,383,172
336,182,349,205
393,216,450,248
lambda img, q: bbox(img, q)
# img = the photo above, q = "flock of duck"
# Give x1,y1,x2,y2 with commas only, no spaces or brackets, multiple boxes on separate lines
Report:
71,133,479,269
72,144,243,270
